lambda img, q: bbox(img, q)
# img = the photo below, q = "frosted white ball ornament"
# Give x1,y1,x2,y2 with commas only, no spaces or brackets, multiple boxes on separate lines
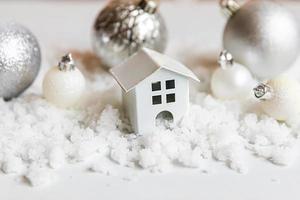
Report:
253,76,300,121
43,54,86,108
211,50,255,100
220,0,300,80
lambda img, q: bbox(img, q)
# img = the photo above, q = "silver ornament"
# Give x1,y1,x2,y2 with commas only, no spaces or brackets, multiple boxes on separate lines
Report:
92,0,168,68
0,22,41,100
221,0,300,80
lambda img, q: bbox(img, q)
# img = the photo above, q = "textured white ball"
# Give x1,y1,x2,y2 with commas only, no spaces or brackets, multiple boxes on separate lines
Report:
211,63,255,100
43,67,85,108
258,76,300,121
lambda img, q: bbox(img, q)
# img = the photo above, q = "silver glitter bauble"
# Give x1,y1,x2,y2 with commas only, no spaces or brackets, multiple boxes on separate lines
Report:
0,23,41,100
221,0,300,80
92,0,168,68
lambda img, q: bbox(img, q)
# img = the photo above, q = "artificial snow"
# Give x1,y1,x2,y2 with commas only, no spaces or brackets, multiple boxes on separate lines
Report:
25,167,56,187
0,55,299,187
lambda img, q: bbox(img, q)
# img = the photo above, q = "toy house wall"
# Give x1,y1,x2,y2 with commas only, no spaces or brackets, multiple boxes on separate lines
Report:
123,89,138,132
134,68,189,134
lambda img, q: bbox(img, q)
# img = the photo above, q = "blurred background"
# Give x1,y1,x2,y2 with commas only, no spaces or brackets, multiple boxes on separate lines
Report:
2,0,297,1
0,0,297,1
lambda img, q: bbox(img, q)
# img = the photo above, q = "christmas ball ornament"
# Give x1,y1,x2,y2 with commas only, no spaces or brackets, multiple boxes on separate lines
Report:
211,50,255,100
253,75,300,121
0,22,41,100
43,54,86,108
92,0,168,68
221,0,300,80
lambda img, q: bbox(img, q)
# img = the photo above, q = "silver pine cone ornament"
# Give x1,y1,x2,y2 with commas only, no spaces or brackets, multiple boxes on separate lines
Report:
92,0,168,68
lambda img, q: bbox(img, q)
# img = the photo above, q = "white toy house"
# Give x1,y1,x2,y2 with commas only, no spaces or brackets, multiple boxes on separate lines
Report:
110,48,200,134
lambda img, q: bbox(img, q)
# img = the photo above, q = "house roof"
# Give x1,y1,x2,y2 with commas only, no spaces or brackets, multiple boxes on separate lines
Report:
110,48,200,92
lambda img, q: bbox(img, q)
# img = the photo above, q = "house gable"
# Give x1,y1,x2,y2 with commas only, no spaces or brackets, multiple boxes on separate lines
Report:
110,48,200,93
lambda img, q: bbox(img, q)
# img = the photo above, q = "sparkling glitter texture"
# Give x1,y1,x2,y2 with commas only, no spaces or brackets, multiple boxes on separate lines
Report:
0,23,41,99
92,0,168,68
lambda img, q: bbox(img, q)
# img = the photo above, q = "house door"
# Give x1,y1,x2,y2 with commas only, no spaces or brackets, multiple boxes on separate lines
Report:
155,111,174,128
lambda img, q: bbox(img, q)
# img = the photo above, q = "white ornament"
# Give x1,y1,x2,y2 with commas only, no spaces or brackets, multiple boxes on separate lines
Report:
211,50,255,100
253,75,300,121
43,54,86,108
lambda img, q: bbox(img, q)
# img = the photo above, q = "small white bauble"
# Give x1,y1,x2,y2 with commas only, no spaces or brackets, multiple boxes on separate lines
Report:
254,75,300,121
211,50,255,100
43,54,85,108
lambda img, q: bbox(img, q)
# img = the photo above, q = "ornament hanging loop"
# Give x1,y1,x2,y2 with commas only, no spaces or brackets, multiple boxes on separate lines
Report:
138,0,158,14
58,53,75,71
218,50,234,69
253,83,273,101
220,0,240,16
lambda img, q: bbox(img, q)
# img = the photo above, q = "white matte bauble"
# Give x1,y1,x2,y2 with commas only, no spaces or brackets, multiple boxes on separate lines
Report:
211,64,254,100
43,54,85,108
222,0,300,80
254,76,300,121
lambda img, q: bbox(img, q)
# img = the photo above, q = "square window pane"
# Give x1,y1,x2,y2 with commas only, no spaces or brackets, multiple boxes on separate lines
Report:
166,93,175,103
152,95,162,105
166,80,175,89
152,81,161,91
